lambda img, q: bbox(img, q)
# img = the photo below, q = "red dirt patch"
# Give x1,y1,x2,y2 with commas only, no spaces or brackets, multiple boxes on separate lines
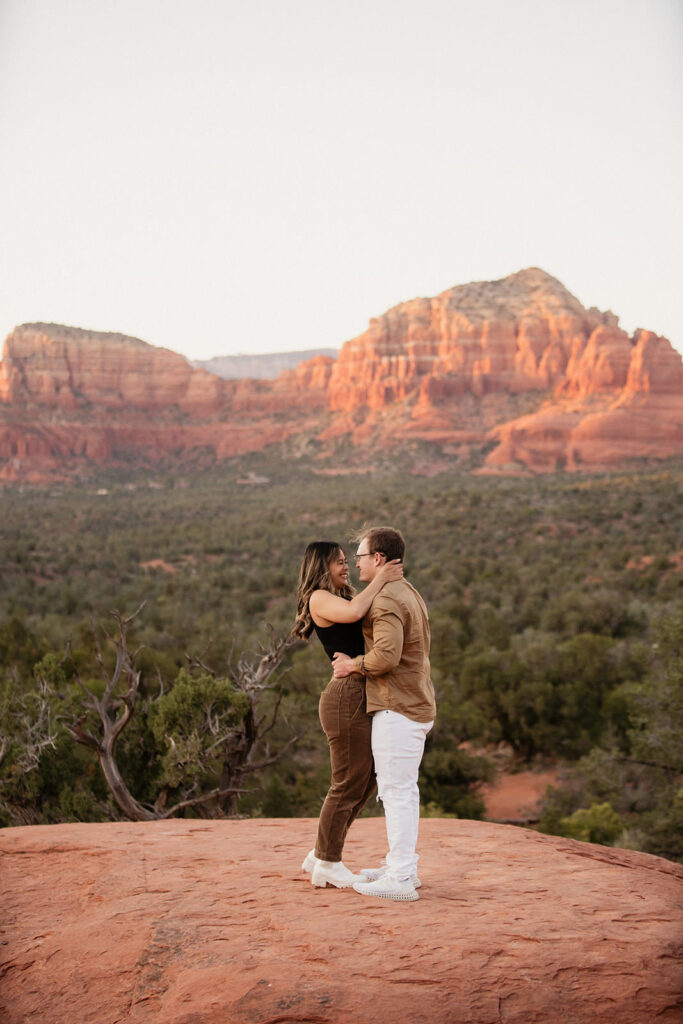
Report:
140,559,176,573
481,769,560,821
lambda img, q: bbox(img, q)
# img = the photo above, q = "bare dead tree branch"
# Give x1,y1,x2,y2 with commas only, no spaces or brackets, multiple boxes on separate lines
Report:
256,687,285,737
1,677,59,777
205,729,242,757
183,649,217,678
157,785,248,819
65,717,101,753
237,734,301,776
64,606,156,821
61,608,304,821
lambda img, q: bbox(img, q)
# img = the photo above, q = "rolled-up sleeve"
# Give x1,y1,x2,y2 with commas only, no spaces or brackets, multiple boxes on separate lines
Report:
353,603,404,677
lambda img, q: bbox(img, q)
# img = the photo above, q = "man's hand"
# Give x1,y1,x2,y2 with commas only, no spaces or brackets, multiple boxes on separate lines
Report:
332,652,356,678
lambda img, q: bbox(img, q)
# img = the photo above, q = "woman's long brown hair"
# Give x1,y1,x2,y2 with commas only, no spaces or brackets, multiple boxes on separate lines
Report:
291,541,354,639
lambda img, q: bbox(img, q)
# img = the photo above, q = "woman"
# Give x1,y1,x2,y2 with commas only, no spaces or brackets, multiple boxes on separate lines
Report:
292,540,402,888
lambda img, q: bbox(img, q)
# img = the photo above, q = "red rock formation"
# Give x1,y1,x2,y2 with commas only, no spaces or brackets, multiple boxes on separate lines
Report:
0,324,334,422
1,269,681,480
0,323,206,412
625,330,683,393
326,268,611,412
0,324,331,480
324,270,682,469
561,324,635,397
2,818,681,1024
485,327,683,472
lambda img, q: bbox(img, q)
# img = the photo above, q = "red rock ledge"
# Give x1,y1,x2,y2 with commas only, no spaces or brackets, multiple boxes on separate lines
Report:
1,818,681,1023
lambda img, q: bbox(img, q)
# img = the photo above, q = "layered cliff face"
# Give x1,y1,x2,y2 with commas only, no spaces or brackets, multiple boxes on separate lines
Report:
0,325,332,480
1,269,681,481
0,324,334,419
327,267,613,411
321,268,682,469
0,324,214,413
484,326,683,472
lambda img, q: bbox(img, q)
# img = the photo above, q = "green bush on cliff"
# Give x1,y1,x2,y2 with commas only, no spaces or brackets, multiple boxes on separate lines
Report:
148,670,249,791
538,613,683,861
418,746,493,819
559,802,624,845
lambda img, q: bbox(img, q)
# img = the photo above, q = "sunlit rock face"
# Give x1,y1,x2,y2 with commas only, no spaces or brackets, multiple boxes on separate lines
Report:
2,818,682,1024
0,325,335,418
0,268,681,481
0,324,203,411
326,268,614,410
322,267,682,470
624,330,683,394
0,324,331,480
484,325,683,473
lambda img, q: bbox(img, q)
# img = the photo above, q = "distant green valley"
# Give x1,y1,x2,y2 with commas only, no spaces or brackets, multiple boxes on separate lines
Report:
1,455,681,861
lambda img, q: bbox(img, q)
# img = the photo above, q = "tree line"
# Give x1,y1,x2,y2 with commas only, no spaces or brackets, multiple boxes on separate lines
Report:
1,456,681,860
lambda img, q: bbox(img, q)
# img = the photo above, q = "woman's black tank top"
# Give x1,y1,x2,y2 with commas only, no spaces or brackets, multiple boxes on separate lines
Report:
313,619,365,662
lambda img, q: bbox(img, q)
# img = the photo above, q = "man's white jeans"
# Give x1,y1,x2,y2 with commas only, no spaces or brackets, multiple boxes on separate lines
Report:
371,709,433,882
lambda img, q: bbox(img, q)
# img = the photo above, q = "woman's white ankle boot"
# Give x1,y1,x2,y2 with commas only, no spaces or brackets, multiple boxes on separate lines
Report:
311,860,363,888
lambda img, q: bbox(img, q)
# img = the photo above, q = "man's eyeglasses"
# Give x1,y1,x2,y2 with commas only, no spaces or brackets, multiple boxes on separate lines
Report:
355,552,374,560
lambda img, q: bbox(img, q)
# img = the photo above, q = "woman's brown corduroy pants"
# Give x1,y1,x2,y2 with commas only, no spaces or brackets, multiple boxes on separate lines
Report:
314,672,376,862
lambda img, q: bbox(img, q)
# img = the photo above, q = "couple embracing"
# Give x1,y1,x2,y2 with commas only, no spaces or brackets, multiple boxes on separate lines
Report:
292,526,436,902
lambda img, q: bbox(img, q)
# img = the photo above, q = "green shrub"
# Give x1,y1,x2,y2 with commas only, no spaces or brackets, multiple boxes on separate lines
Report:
559,802,624,845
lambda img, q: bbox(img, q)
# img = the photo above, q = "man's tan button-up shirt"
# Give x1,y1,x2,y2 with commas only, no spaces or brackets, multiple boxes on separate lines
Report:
351,579,436,723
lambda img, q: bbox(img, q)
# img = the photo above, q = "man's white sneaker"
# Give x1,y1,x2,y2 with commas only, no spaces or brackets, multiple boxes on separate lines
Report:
301,849,318,873
359,867,421,888
311,860,364,888
353,875,420,902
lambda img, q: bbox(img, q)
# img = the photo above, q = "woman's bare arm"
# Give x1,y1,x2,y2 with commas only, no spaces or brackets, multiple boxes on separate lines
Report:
309,560,403,625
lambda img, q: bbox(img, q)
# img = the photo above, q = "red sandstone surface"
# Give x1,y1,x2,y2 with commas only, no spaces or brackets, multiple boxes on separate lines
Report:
2,818,681,1024
1,269,681,481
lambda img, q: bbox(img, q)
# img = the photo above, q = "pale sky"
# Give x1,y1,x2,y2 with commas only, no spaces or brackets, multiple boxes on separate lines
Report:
1,0,681,361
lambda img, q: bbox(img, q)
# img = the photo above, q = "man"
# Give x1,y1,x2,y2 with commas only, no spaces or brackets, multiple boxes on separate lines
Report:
332,526,435,902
